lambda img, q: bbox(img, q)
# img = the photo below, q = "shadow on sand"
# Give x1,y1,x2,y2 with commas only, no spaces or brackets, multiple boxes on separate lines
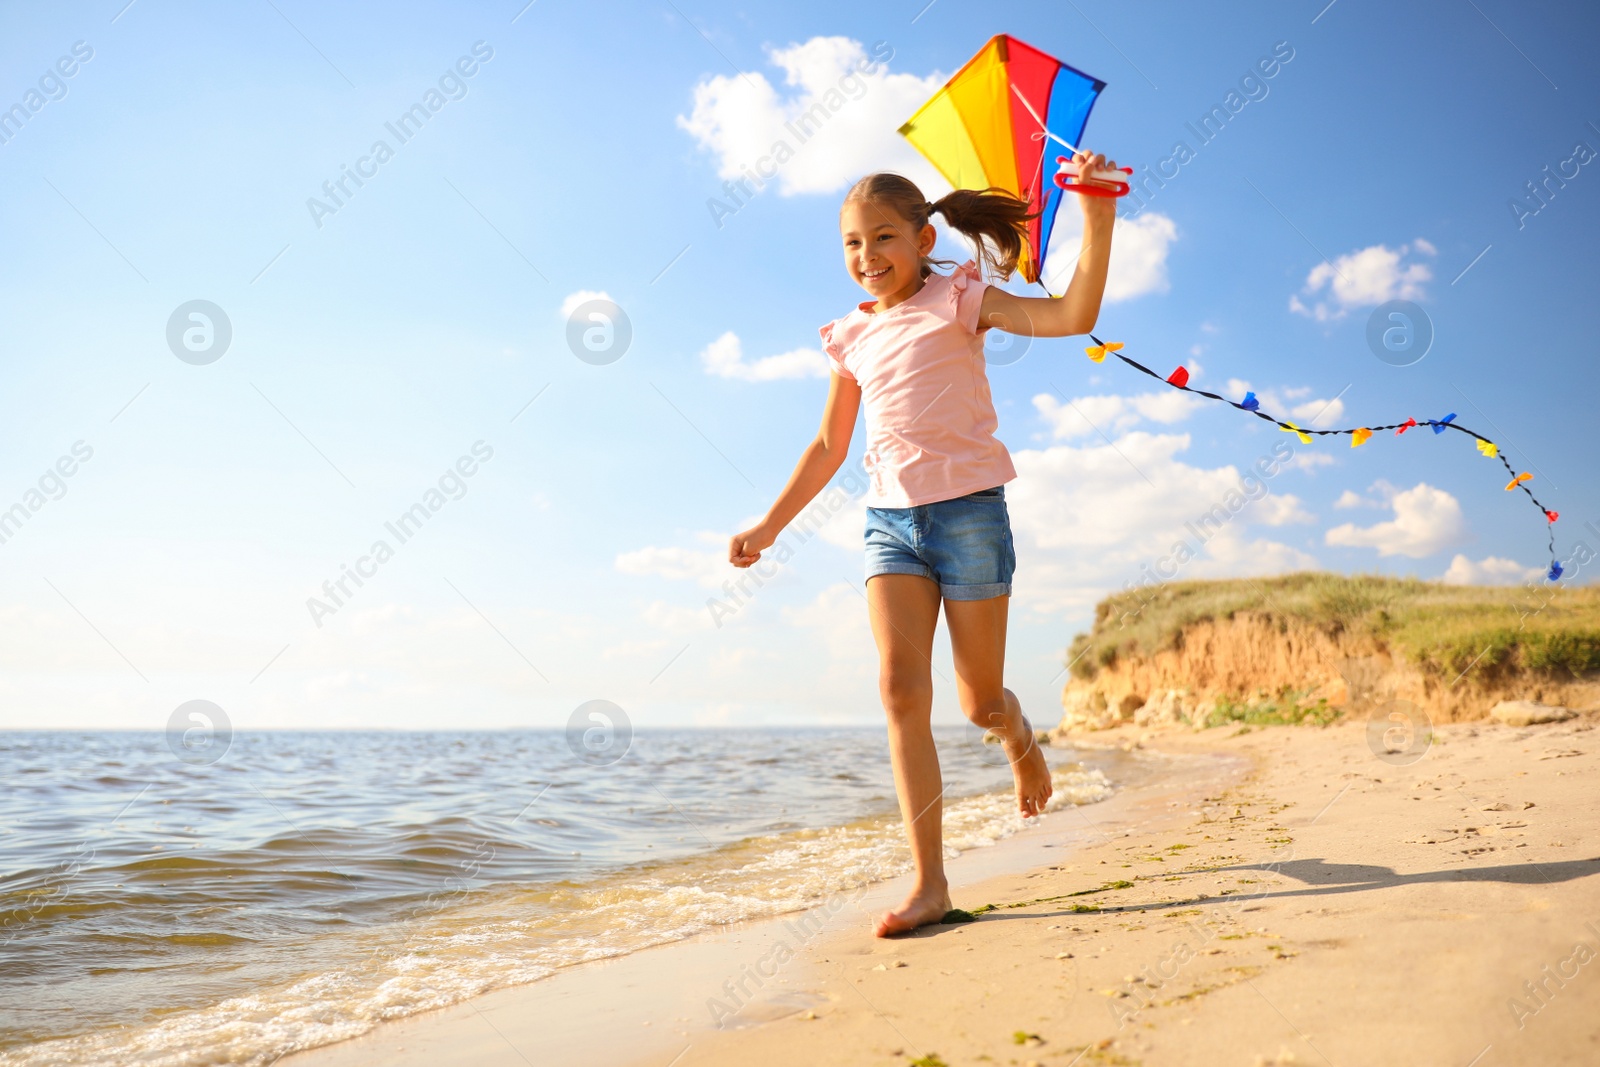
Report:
912,855,1600,931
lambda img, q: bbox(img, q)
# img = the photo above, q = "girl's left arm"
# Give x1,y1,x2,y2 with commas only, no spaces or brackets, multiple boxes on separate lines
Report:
978,151,1119,338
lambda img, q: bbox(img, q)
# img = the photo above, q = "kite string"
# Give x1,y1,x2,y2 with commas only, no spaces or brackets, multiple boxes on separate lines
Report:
1007,85,1129,199
1008,83,1077,152
1084,333,1562,576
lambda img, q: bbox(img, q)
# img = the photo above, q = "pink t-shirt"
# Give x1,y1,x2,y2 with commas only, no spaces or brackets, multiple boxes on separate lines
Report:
819,260,1017,508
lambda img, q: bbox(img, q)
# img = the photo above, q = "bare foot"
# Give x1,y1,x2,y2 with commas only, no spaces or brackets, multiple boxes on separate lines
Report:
998,692,1053,817
875,882,952,937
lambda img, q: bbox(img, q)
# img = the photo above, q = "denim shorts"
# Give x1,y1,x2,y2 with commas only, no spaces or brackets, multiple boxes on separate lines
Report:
863,485,1016,600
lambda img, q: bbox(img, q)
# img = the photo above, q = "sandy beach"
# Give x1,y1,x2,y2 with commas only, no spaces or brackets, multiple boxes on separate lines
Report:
280,711,1599,1067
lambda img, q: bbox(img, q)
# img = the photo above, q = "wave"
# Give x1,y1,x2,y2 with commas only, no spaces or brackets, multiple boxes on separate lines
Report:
1,765,1113,1067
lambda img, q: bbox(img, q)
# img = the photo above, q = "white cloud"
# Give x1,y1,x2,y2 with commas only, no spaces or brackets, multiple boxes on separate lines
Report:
1004,432,1317,618
620,479,867,604
782,581,874,675
1226,378,1346,427
1282,452,1336,473
1440,554,1542,586
1253,493,1316,526
1032,390,1204,441
1043,210,1178,303
1324,481,1466,558
700,331,828,381
560,289,612,318
1289,240,1435,322
1333,479,1402,510
640,599,713,633
615,533,727,588
345,603,423,637
677,37,945,197
1333,489,1367,509
1193,529,1321,575
1291,397,1345,426
599,637,676,662
814,492,868,551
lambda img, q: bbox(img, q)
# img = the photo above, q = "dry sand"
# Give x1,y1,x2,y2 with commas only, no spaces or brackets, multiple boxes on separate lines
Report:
283,714,1600,1067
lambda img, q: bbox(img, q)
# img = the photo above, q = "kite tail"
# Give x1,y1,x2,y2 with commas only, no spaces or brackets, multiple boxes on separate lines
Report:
1085,334,1564,582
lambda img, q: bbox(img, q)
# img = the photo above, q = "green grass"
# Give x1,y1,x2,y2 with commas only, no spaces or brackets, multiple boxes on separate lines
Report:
1066,572,1600,684
1207,690,1343,728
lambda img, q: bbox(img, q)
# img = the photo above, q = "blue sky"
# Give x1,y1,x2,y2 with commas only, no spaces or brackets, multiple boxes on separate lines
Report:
1,0,1595,731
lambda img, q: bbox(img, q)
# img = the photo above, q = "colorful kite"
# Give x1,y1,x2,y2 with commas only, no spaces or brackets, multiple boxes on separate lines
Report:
901,35,1564,581
898,34,1131,285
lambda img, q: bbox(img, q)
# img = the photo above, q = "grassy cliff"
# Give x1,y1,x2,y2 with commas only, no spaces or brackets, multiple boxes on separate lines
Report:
1060,572,1600,730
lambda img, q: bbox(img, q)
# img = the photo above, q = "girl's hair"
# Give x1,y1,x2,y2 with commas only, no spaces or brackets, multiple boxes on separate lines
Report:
843,172,1036,281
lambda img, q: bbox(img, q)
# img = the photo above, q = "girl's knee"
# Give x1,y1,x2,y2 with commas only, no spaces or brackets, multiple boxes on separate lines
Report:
960,688,1018,728
960,696,1005,728
879,665,932,714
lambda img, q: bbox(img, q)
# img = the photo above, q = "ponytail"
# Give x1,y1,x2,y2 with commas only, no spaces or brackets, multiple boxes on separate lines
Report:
842,173,1036,281
929,188,1034,281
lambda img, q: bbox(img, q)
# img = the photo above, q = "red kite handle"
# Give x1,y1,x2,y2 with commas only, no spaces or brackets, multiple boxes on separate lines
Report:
1054,159,1132,198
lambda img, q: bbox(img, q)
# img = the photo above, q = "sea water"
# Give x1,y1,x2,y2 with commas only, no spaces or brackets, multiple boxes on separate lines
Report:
0,728,1128,1065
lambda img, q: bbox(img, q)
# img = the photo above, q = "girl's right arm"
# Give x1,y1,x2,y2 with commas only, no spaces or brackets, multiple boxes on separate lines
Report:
728,372,861,568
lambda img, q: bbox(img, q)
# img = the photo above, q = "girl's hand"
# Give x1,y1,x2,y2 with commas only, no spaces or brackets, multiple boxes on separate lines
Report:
1072,149,1120,219
729,524,776,568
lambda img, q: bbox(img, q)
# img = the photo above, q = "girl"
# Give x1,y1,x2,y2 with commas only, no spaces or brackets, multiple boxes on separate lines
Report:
727,151,1119,937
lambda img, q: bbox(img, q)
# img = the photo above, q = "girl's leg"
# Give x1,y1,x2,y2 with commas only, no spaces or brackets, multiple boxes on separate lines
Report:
864,572,951,937
944,595,1053,817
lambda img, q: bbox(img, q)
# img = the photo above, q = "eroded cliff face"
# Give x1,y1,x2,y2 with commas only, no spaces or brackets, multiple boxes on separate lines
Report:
1057,611,1600,732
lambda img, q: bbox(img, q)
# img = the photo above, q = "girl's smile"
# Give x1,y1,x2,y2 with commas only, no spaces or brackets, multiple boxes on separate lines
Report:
839,198,936,311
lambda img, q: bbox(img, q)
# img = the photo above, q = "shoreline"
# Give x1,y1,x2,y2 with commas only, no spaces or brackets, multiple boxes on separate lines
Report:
641,717,1600,1066
289,715,1600,1065
280,743,1244,1067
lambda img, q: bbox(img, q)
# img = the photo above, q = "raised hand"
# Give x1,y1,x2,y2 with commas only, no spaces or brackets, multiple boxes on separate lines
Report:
728,524,775,569
1069,147,1123,187
1067,148,1121,221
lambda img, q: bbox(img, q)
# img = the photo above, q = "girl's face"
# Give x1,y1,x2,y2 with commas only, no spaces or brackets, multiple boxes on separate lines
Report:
839,199,935,303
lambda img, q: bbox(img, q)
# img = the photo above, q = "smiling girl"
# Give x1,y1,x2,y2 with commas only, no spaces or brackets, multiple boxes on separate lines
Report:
728,152,1119,936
